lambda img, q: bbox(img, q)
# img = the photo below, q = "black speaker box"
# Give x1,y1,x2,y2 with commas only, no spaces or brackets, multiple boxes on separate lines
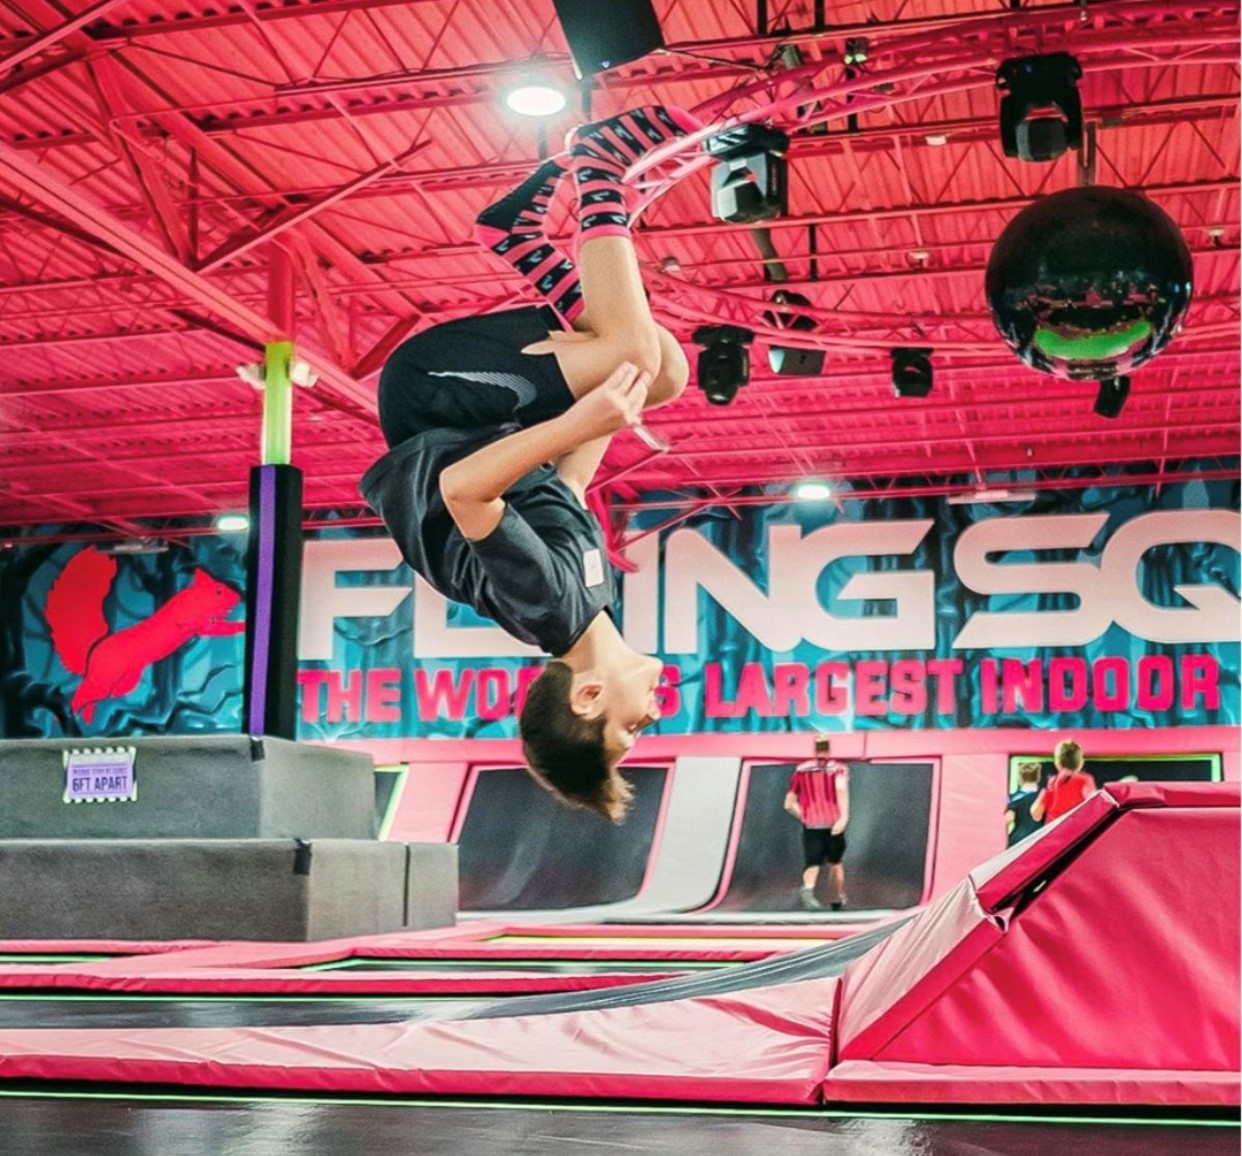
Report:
553,0,665,77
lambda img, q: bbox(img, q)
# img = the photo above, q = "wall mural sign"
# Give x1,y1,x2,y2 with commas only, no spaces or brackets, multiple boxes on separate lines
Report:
3,478,1238,739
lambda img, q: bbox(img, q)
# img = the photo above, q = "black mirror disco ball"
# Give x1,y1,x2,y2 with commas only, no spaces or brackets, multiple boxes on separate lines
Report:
985,186,1193,381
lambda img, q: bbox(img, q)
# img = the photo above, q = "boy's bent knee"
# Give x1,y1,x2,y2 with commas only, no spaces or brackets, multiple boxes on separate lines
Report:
647,327,689,407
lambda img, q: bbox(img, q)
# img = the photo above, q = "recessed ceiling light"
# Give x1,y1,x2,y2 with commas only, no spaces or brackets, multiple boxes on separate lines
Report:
215,513,250,532
504,84,568,118
794,480,833,502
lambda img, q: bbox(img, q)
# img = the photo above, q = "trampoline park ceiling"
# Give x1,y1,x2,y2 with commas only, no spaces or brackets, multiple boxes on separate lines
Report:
0,0,1236,542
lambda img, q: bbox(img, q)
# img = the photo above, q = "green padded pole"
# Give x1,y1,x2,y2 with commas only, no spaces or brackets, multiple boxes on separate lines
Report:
261,339,294,466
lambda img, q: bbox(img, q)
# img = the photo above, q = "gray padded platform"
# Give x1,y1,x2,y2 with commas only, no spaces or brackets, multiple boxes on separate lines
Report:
0,736,377,840
0,839,456,941
406,843,459,931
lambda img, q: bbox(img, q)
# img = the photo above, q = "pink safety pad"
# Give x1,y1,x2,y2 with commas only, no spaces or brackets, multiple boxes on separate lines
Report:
0,976,841,1104
824,1061,1241,1107
0,940,219,956
0,965,670,996
865,807,1241,1072
827,783,1239,1113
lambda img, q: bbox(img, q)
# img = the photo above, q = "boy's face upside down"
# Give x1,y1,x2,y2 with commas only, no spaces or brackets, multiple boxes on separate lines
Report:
575,651,664,765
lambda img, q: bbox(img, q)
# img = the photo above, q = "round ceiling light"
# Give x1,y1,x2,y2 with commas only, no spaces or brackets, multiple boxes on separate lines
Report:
794,481,833,502
504,84,568,118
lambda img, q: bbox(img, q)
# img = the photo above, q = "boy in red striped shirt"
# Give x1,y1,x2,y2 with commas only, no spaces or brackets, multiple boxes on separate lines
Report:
785,735,851,911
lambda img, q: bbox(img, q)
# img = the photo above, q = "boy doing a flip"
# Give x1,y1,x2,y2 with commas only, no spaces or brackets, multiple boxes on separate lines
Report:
361,107,699,822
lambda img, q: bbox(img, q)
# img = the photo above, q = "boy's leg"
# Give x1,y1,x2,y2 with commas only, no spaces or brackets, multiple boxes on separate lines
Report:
475,159,684,407
526,106,699,406
475,160,585,329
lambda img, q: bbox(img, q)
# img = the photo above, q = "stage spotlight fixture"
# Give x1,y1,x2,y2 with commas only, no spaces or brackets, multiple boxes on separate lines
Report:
890,347,934,398
705,123,790,224
996,52,1083,163
1093,375,1130,419
693,324,755,406
843,37,869,65
503,83,568,117
762,290,825,376
551,0,665,77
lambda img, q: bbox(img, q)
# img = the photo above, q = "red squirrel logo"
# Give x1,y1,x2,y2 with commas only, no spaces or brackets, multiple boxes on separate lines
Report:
45,547,245,723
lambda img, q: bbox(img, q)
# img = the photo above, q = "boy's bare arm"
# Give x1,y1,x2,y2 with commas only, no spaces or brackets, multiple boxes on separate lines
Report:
440,363,649,540
555,436,612,502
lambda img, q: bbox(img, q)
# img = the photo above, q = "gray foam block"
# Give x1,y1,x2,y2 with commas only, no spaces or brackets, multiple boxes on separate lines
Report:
0,839,415,941
0,736,377,840
405,843,459,931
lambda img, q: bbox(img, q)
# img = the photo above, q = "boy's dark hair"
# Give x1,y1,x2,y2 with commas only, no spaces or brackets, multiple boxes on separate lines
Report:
519,661,633,823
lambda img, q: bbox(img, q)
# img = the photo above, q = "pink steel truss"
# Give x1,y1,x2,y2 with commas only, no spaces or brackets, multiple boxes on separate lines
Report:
0,0,1234,535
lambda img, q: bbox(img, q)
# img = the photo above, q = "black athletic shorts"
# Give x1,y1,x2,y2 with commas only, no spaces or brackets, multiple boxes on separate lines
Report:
803,827,846,868
378,305,576,448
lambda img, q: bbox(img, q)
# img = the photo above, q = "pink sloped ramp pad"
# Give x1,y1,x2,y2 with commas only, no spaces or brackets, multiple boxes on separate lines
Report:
0,977,839,1104
828,782,1240,1106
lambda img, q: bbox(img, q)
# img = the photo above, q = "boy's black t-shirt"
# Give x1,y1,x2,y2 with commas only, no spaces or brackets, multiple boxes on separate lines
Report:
359,425,615,656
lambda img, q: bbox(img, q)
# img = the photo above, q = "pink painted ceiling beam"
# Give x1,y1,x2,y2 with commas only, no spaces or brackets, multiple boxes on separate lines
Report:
102,54,419,326
196,140,429,274
1,409,227,522
13,87,1234,158
350,314,422,380
14,393,1235,459
83,0,1046,47
0,0,131,72
0,48,83,98
87,57,194,263
10,435,1237,526
0,192,123,257
609,467,1242,513
4,339,1232,397
289,238,352,366
0,369,239,396
0,135,374,409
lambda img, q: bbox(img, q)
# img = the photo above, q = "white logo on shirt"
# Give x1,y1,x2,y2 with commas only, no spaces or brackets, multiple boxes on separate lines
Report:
583,548,605,588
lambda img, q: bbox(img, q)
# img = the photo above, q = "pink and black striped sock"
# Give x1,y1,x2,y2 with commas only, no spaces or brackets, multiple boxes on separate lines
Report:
473,159,584,326
569,105,701,241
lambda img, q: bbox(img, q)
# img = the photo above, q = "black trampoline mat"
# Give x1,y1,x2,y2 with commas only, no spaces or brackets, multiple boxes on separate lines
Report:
0,1094,1232,1156
0,996,489,1029
716,761,933,912
457,765,667,910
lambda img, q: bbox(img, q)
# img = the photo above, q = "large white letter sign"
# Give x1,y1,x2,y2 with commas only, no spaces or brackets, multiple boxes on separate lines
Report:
412,577,541,659
663,521,936,654
793,520,936,651
299,539,408,661
954,511,1242,648
953,514,1111,649
1102,510,1241,644
663,527,794,654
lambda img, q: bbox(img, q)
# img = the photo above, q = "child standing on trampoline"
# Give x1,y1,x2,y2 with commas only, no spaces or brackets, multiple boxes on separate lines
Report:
361,106,698,822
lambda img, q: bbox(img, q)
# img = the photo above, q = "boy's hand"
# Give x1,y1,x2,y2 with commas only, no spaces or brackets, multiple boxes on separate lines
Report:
563,363,651,441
